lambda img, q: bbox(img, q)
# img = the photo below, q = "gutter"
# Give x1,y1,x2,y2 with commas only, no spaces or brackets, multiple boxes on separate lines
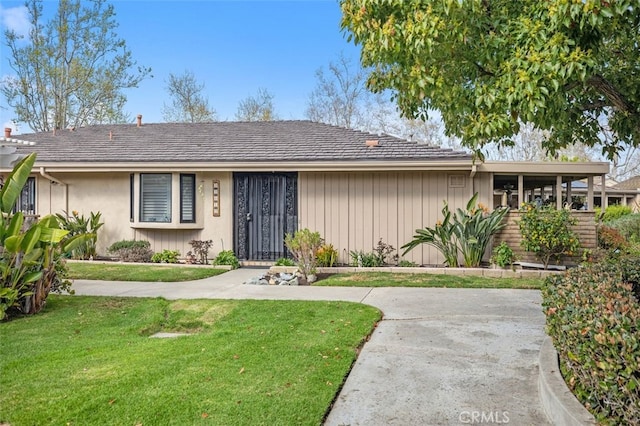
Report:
39,167,69,215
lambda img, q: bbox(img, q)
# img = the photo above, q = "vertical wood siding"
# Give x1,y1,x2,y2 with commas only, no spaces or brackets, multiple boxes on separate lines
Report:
299,171,473,266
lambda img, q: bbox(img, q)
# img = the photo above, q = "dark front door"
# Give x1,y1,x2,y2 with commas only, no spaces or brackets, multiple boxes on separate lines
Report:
234,172,298,261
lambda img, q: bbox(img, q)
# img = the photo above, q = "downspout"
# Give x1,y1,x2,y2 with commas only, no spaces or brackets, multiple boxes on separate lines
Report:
39,167,69,215
470,164,477,199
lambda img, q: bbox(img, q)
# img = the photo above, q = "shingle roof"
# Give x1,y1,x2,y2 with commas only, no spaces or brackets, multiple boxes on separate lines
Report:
614,176,640,190
13,120,471,163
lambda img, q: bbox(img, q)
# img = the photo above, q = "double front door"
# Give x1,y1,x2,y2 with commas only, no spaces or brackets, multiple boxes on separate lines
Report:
233,173,298,260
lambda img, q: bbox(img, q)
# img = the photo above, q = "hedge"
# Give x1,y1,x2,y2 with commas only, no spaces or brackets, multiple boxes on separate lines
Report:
542,261,640,424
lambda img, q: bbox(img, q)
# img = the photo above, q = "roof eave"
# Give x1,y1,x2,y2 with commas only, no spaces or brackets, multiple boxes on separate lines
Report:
21,160,473,173
478,161,610,175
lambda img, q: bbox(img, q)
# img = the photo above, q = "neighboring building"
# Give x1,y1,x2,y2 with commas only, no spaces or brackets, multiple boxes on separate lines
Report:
609,176,640,211
3,120,609,265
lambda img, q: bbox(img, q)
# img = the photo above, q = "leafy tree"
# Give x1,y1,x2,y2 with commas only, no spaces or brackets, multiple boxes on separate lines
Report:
340,0,640,159
305,53,371,129
235,88,278,121
2,0,151,131
518,204,581,269
163,70,217,123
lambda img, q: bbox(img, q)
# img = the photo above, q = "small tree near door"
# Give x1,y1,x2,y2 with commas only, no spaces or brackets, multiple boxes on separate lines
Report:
284,229,323,282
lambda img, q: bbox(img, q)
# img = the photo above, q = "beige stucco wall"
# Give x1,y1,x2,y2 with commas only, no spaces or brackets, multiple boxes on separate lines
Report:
33,171,233,258
298,171,478,266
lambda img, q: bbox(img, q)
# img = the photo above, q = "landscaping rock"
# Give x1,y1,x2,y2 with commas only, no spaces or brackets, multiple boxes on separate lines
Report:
245,272,304,286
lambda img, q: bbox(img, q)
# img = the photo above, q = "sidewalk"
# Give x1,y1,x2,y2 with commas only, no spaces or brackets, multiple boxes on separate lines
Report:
71,268,552,425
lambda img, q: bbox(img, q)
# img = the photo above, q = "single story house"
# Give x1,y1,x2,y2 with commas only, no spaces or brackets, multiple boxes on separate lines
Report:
2,119,609,265
606,176,640,211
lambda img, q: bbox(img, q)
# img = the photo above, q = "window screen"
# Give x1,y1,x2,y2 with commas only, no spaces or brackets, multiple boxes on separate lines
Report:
140,174,171,222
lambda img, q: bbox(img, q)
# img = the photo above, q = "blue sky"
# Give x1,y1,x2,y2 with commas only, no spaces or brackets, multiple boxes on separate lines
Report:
0,0,363,132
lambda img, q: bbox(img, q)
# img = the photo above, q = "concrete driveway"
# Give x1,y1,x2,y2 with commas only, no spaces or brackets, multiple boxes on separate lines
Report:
71,268,551,425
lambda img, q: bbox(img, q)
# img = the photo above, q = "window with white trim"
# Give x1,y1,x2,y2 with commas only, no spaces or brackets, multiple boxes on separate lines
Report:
140,174,172,222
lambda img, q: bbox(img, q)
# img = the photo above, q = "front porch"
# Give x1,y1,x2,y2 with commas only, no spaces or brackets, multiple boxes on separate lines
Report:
476,161,610,211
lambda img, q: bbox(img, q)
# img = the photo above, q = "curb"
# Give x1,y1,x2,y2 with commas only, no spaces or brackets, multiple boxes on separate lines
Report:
538,336,596,425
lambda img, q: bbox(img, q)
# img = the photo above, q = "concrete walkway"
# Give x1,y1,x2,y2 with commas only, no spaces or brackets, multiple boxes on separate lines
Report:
71,268,551,425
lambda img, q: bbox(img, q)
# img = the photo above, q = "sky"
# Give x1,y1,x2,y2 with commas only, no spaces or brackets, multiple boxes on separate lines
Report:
0,0,363,133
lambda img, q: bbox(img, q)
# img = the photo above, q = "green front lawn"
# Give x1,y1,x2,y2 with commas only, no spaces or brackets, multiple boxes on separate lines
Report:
315,272,543,289
0,296,380,425
67,262,227,282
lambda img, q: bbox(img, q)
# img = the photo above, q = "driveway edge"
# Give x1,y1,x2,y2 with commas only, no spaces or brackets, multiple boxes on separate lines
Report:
538,336,597,426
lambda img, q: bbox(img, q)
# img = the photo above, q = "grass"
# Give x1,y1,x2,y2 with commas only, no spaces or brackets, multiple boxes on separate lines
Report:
67,262,227,282
315,272,544,289
0,295,380,425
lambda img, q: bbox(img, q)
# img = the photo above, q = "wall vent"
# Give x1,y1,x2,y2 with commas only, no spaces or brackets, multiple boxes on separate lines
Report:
449,174,466,188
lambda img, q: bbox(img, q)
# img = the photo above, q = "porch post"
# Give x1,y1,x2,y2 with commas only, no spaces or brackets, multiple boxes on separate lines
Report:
556,175,563,209
601,174,608,209
587,176,594,211
566,179,572,208
518,175,524,207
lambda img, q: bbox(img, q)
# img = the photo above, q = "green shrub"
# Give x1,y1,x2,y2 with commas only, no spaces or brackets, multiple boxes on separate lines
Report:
397,259,418,267
107,240,150,252
542,262,640,424
606,214,640,244
316,243,338,267
55,210,103,259
107,240,153,263
597,205,633,222
151,249,180,264
212,250,240,269
349,250,381,267
348,239,399,267
490,242,516,268
597,225,628,251
284,229,323,278
518,205,580,268
274,257,296,266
